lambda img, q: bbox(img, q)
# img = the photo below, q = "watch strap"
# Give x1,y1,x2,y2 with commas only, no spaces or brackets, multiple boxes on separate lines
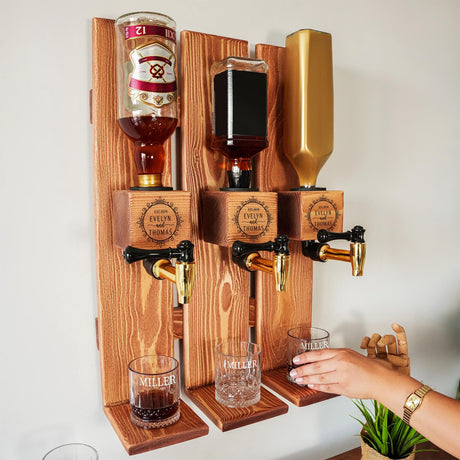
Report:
403,384,432,425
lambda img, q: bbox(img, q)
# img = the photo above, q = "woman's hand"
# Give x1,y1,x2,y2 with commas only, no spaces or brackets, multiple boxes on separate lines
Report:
289,348,402,400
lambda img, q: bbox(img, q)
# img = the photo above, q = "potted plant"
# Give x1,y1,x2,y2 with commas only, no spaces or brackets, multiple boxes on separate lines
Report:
352,399,434,459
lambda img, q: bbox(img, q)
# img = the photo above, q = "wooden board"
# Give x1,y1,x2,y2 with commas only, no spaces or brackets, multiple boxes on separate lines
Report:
92,17,175,406
186,385,288,432
180,30,252,389
262,367,337,407
105,400,208,455
92,18,208,453
254,44,313,371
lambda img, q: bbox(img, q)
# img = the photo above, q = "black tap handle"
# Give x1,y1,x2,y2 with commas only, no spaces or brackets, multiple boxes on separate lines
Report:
232,235,290,259
274,234,290,255
232,235,290,270
317,225,365,244
122,240,194,264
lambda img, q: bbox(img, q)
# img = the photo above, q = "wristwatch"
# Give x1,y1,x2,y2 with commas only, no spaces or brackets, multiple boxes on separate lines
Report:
403,384,432,425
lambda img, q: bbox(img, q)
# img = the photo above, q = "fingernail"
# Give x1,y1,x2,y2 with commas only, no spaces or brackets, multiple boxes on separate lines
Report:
290,369,297,378
307,384,315,389
292,356,300,364
295,377,303,384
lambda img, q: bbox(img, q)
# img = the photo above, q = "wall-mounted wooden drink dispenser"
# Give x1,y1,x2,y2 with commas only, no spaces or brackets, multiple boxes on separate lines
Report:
92,16,351,456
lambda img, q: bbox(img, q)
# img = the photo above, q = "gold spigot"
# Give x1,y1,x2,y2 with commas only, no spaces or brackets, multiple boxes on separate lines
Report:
284,29,333,190
151,259,196,304
122,241,196,303
302,226,366,276
232,235,291,292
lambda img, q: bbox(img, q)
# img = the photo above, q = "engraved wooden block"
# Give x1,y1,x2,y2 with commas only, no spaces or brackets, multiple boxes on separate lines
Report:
113,190,192,248
202,191,278,247
278,190,344,241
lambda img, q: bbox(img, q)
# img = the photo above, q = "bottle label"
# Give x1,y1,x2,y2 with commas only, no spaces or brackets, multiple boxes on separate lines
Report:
125,24,176,42
128,42,176,108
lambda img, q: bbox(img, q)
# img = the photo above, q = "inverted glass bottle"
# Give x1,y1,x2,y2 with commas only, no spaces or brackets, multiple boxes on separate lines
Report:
115,12,177,190
211,57,268,190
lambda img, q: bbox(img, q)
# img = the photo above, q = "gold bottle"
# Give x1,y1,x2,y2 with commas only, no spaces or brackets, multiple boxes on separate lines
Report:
284,29,333,189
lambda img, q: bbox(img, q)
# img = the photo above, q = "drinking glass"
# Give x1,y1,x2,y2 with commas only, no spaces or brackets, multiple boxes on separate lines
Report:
42,443,98,459
115,12,177,189
128,355,180,429
286,326,329,385
215,341,261,407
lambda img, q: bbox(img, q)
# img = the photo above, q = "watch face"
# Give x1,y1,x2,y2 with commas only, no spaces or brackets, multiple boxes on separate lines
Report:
406,394,421,411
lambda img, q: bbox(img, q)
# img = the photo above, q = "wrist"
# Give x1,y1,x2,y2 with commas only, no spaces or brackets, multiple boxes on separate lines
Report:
372,368,421,417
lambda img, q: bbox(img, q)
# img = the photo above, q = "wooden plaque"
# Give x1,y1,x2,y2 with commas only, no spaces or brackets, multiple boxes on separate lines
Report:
278,190,344,241
202,191,278,247
113,190,192,248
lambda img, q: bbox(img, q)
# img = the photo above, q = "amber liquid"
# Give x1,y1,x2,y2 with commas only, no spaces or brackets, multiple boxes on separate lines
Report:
131,389,179,422
212,135,268,189
118,116,177,175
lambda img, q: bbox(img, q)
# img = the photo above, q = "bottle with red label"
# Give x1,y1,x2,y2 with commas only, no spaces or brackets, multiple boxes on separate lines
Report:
115,12,177,190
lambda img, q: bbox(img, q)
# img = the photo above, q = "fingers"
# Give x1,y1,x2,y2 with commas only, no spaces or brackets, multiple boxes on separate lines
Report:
361,333,381,358
386,354,409,367
290,355,338,379
297,381,341,394
378,335,397,355
292,348,338,365
392,323,409,355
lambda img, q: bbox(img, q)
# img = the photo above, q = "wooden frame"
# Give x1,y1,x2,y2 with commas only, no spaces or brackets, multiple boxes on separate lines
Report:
92,20,338,454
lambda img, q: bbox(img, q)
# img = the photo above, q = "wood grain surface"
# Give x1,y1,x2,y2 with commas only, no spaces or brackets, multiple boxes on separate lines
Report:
112,190,192,248
186,385,288,432
92,16,173,407
278,190,344,241
262,367,337,407
201,191,278,246
180,30,252,389
104,400,208,455
254,44,313,371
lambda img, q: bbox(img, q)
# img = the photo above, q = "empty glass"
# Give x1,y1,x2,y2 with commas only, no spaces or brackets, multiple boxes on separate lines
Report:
42,443,98,459
215,341,261,407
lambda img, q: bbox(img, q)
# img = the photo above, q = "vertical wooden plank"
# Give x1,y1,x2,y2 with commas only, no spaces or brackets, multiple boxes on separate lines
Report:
254,44,313,371
92,18,174,406
180,31,250,389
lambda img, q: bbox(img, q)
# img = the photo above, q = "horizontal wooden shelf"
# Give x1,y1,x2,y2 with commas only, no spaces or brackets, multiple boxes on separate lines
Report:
186,384,288,432
262,367,338,407
104,399,209,455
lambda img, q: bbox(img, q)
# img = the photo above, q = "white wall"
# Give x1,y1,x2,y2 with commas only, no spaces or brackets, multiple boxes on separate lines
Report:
1,1,459,459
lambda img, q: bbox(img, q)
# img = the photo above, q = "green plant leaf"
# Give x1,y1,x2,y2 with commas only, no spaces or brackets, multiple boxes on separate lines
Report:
351,399,429,458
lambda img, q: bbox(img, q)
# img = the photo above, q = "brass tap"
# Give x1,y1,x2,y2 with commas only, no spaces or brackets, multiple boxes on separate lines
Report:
122,240,195,303
232,235,291,291
302,226,366,276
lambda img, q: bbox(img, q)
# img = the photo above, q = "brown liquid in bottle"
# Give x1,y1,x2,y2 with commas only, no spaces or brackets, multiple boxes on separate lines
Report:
118,115,177,175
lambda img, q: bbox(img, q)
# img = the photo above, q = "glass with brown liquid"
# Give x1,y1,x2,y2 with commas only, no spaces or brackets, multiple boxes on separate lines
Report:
128,355,180,429
211,57,268,190
115,12,177,189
